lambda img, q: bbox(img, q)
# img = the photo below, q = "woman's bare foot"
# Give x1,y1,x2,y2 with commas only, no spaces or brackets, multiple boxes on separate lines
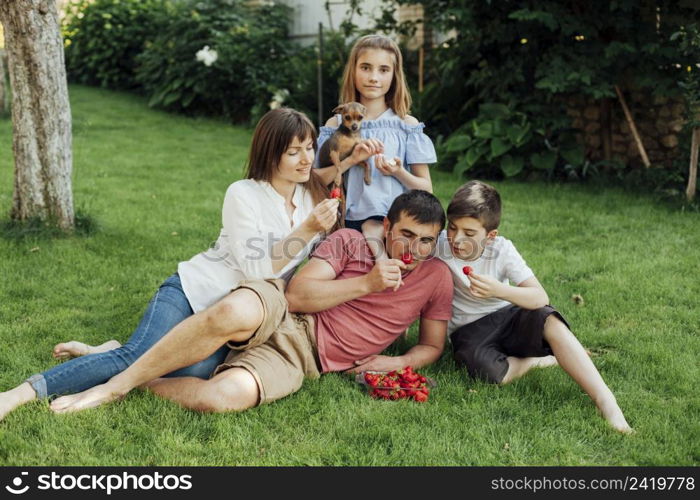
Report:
50,382,126,413
0,383,37,422
52,340,121,360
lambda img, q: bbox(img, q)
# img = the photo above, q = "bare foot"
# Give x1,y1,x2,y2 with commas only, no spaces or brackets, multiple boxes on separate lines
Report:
598,397,634,434
50,382,125,413
536,355,559,369
0,383,37,422
52,340,121,359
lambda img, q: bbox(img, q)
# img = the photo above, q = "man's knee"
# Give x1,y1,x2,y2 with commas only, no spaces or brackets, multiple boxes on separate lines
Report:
199,368,259,413
205,290,264,338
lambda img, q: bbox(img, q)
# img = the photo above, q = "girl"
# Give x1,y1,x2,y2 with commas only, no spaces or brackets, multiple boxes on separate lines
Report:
314,35,436,260
0,108,339,421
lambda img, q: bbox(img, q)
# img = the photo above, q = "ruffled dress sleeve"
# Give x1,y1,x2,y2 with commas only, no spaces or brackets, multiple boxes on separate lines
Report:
405,123,437,165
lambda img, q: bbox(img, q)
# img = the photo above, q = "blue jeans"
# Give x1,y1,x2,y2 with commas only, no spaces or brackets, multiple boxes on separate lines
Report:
26,273,229,399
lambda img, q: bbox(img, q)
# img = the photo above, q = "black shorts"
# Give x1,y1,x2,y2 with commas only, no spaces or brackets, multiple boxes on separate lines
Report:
449,304,570,384
345,216,385,232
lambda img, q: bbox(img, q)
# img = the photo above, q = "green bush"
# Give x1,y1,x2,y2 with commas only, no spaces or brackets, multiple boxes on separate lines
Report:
63,0,170,89
373,0,700,186
62,0,304,122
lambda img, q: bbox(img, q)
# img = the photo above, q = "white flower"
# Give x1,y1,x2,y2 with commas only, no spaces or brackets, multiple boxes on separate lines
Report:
195,46,218,67
268,89,290,110
675,63,682,68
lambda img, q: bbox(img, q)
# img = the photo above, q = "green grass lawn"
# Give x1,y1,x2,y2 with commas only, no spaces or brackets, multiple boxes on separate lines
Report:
0,85,698,466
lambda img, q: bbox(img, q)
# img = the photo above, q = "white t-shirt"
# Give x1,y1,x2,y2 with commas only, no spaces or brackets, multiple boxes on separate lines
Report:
178,179,319,313
436,231,534,334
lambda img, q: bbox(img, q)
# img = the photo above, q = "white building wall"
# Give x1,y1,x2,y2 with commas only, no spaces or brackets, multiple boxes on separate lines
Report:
278,0,389,45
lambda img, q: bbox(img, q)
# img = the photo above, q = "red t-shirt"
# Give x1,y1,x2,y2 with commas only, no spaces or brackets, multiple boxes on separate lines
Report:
311,229,454,372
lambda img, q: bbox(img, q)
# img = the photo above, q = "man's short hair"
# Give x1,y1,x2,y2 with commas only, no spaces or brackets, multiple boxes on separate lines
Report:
446,181,501,232
386,190,446,229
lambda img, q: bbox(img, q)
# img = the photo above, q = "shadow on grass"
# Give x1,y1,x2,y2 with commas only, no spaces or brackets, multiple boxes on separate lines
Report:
0,210,99,241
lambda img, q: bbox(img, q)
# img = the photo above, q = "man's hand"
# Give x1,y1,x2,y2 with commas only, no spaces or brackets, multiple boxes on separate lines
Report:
364,259,406,293
467,272,507,299
345,354,405,374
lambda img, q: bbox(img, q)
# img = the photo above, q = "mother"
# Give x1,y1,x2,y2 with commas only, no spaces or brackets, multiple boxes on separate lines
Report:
0,107,339,421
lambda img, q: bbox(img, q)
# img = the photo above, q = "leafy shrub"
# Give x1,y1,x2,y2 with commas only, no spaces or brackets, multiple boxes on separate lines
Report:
134,0,297,122
372,0,700,185
438,102,585,180
63,0,170,89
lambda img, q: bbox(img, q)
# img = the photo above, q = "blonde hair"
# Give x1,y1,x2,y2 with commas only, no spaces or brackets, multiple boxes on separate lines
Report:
339,35,411,118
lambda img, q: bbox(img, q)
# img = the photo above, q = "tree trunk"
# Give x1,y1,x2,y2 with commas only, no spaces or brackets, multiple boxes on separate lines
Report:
0,0,74,230
687,127,699,202
0,49,7,115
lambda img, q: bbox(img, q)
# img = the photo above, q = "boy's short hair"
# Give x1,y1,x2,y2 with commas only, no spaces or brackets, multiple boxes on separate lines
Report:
446,181,501,232
387,190,446,230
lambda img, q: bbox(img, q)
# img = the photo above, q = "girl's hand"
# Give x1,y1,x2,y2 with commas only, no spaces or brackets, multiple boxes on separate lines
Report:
303,199,339,234
467,272,506,299
350,139,384,164
375,155,402,176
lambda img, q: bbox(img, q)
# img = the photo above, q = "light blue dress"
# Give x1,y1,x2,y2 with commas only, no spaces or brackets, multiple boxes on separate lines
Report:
315,108,437,222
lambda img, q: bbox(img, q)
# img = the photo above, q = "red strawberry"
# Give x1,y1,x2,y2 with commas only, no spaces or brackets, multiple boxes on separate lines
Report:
329,187,342,199
414,391,429,402
401,253,413,265
463,266,473,276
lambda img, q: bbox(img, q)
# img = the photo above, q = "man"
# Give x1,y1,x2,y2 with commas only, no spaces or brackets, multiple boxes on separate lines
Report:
51,190,453,413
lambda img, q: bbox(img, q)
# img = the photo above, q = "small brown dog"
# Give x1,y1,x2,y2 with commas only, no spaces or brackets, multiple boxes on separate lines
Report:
317,102,372,187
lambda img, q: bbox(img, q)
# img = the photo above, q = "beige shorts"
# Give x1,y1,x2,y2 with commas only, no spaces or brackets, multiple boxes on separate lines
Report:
212,279,321,405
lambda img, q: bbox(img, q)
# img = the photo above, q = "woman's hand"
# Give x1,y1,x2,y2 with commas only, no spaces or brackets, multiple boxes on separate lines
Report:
349,139,384,164
467,272,507,299
303,198,340,234
375,155,402,176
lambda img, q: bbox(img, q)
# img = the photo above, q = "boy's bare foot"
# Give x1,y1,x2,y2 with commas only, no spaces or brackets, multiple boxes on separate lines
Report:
50,382,126,413
52,340,121,359
536,355,559,368
597,397,634,434
501,355,558,384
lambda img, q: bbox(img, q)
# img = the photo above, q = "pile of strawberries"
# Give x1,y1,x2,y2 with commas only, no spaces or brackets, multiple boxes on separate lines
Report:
363,366,431,402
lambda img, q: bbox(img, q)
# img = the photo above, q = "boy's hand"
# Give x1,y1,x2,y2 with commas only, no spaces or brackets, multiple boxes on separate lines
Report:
467,272,506,299
365,259,406,293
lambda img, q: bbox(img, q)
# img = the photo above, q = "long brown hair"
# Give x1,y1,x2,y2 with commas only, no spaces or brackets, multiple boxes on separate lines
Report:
339,35,411,118
244,108,340,230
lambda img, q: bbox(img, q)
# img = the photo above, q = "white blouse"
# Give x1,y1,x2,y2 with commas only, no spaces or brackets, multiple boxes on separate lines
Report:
178,179,318,313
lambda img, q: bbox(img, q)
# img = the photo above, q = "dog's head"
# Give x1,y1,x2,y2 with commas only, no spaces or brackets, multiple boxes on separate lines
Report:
333,102,366,132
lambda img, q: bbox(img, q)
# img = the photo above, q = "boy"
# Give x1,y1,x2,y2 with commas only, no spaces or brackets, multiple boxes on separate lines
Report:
438,180,632,433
